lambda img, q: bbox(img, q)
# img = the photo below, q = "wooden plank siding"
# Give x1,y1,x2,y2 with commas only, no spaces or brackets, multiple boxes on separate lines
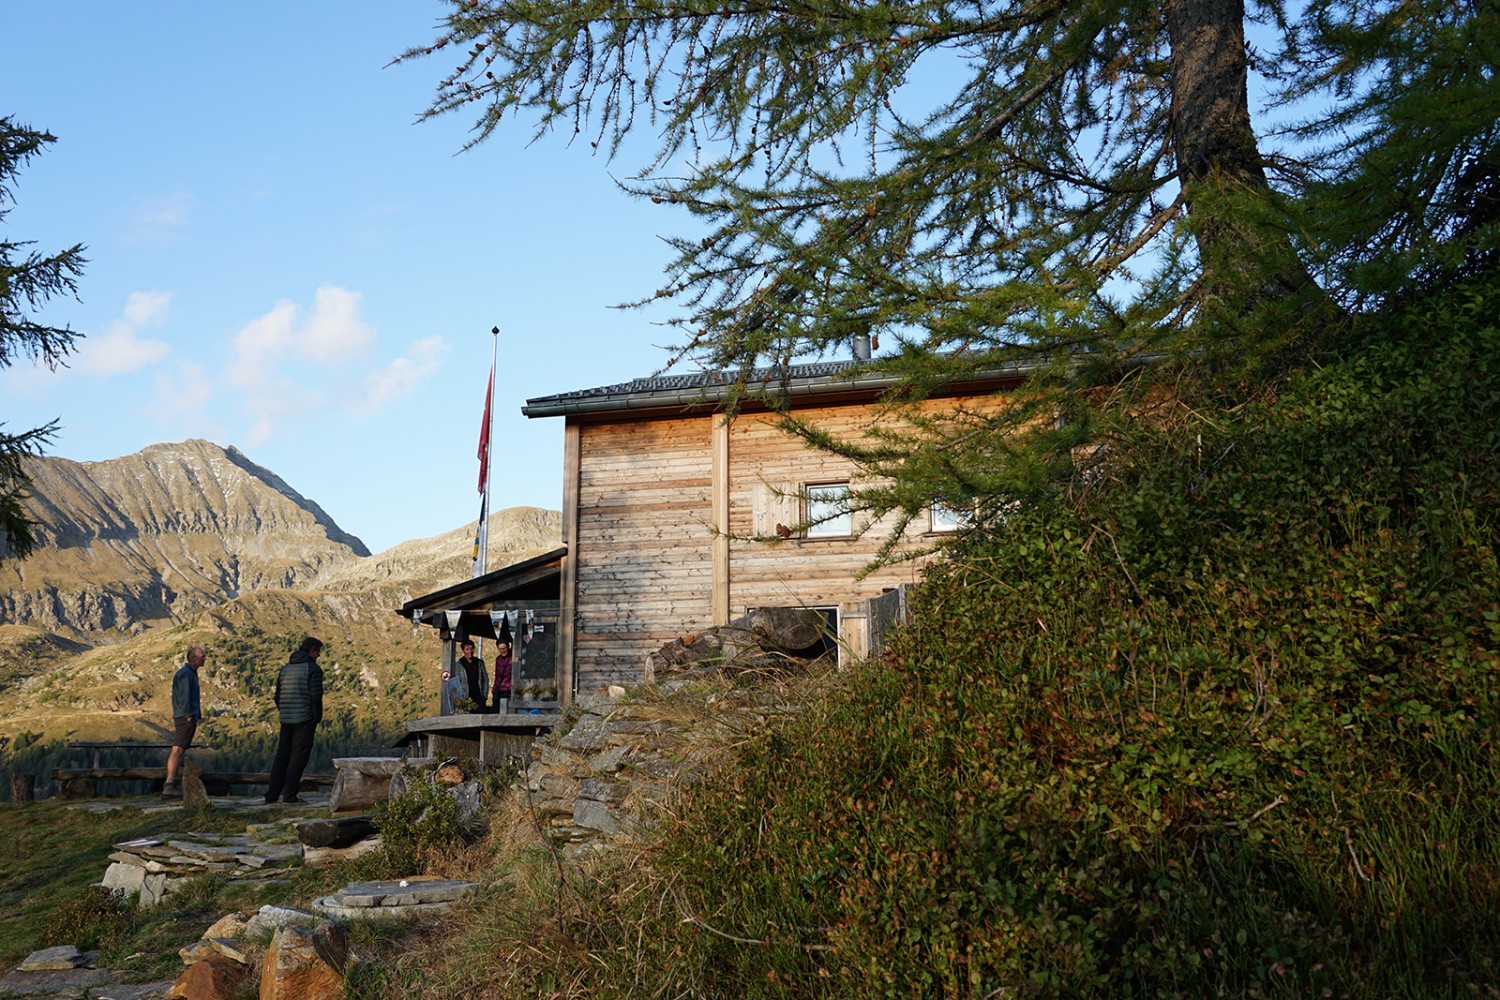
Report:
565,392,1022,693
725,406,925,629
572,418,715,690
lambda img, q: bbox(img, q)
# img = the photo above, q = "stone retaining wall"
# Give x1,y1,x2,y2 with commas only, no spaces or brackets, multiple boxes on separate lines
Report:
520,679,803,860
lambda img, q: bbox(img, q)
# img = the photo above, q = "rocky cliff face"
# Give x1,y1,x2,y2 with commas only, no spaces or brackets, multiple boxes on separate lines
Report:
0,441,371,635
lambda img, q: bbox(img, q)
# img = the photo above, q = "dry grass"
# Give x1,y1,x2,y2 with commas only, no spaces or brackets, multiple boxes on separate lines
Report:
340,658,843,999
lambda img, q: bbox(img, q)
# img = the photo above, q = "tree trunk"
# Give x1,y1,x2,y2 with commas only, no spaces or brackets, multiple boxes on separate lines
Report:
9,772,34,805
1165,0,1335,341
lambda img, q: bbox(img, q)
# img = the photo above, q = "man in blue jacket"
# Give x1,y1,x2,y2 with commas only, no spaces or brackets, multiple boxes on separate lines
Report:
163,645,206,798
264,636,324,804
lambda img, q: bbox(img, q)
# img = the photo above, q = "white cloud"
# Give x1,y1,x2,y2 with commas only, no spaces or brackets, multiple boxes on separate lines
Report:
229,285,375,391
71,290,173,377
303,286,376,361
224,285,390,444
123,289,173,327
358,336,449,411
228,300,299,389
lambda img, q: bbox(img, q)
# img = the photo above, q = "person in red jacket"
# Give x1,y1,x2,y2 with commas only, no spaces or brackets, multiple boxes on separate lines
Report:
490,639,513,713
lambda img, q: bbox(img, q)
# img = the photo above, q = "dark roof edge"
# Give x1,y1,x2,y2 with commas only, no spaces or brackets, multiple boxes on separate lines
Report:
394,545,567,617
522,358,1045,419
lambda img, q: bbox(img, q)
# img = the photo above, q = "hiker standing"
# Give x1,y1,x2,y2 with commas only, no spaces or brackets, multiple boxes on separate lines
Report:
164,645,205,798
264,636,324,804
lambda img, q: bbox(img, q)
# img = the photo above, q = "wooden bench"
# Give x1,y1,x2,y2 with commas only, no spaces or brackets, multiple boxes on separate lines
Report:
50,767,335,799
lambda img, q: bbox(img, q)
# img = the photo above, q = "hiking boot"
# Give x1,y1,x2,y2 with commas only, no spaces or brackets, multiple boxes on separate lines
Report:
161,778,182,798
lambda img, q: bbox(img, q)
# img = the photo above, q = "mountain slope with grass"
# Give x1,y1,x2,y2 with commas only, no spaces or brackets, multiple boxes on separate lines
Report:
0,502,560,792
375,280,1499,997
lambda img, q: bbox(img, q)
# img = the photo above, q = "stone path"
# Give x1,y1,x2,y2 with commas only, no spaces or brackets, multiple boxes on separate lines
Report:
101,826,304,907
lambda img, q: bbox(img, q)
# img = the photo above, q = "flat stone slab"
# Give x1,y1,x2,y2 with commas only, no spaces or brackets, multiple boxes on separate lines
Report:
95,982,175,1000
310,894,466,921
244,904,318,937
18,945,95,972
0,965,112,995
66,792,329,815
329,878,480,908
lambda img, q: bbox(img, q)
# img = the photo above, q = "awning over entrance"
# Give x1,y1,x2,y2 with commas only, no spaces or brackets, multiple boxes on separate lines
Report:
395,546,565,639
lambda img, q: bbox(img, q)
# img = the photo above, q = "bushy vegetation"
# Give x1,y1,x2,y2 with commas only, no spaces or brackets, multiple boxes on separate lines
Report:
374,759,498,873
403,280,1498,998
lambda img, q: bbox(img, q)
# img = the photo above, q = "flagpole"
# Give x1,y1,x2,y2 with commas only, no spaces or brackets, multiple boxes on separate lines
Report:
471,326,500,709
479,325,499,580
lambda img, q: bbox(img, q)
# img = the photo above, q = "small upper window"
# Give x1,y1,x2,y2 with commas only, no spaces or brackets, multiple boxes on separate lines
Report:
805,483,852,538
930,499,976,533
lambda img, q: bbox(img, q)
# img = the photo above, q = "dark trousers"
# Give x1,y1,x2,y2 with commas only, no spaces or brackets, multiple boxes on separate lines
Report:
265,720,317,803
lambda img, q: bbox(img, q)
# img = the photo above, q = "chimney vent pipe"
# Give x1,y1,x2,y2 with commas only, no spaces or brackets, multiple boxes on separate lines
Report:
852,333,872,362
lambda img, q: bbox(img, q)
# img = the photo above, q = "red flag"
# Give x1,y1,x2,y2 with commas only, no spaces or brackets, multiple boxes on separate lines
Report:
477,363,494,494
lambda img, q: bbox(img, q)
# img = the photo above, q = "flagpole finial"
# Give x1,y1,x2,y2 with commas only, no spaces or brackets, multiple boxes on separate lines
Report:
491,326,499,335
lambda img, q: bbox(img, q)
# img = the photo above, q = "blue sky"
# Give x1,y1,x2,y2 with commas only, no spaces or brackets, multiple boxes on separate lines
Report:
1,2,685,553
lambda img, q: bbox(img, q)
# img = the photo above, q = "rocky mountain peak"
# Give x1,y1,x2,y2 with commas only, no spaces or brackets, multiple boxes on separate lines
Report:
1,441,373,634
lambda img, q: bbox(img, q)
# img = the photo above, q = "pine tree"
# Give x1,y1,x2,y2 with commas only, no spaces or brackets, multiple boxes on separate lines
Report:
400,0,1497,544
0,118,87,559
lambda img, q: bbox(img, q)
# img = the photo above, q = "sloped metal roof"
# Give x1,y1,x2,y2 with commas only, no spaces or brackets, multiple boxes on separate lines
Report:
523,358,1030,418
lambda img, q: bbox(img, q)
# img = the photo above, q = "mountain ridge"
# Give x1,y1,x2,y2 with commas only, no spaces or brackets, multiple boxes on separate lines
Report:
0,440,562,743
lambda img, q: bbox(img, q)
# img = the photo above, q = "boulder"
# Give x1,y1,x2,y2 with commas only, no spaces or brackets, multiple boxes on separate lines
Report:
303,836,383,869
244,904,318,938
100,861,146,898
173,952,251,999
295,816,378,849
182,759,211,808
202,908,257,942
258,921,346,1000
179,939,219,965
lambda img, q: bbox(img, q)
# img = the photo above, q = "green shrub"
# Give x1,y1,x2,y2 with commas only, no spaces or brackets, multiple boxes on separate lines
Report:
375,762,482,874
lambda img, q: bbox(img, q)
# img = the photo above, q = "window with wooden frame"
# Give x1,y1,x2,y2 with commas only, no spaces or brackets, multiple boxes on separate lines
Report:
804,482,852,538
929,498,977,533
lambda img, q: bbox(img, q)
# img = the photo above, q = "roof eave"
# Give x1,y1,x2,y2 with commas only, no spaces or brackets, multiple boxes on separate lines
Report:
522,362,1042,420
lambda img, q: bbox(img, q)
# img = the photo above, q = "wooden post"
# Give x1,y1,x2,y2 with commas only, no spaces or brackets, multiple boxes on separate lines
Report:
8,772,34,805
711,413,731,626
558,421,582,706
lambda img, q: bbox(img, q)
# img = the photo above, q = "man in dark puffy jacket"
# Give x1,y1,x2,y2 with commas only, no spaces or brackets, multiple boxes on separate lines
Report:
264,636,324,804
